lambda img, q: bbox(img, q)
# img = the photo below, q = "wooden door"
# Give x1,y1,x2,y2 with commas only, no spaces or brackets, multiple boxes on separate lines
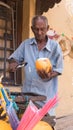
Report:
0,0,23,85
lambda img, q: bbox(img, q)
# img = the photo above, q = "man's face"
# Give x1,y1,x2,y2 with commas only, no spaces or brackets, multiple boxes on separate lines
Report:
31,19,49,41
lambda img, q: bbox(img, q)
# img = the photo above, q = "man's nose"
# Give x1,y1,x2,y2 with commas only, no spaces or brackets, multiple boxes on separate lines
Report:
38,29,42,34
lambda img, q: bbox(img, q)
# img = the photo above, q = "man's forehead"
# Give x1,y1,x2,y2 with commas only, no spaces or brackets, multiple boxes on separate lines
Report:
34,19,47,26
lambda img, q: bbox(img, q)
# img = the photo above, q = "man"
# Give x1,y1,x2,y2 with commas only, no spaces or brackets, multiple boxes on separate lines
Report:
8,15,63,129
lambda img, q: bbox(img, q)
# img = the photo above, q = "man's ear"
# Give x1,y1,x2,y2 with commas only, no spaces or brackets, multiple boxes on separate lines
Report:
47,25,49,30
31,26,33,32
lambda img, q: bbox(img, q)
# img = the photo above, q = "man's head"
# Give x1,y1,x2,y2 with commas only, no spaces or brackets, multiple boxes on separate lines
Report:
31,15,49,41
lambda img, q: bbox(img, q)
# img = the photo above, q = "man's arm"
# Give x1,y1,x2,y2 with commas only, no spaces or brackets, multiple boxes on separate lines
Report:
37,70,60,81
8,58,19,72
8,58,27,72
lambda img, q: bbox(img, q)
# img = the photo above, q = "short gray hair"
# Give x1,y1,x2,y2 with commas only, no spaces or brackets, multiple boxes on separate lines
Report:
31,15,48,27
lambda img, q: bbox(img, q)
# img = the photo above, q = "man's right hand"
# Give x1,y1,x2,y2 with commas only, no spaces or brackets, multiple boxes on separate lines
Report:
8,59,19,72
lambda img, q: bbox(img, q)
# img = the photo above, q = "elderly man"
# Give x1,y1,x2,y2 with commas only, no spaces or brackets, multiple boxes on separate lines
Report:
8,15,63,129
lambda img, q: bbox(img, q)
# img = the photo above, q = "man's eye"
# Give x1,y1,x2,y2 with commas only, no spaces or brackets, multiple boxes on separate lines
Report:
34,28,46,31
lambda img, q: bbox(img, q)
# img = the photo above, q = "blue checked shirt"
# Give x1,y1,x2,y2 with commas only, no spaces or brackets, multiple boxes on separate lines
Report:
9,37,63,115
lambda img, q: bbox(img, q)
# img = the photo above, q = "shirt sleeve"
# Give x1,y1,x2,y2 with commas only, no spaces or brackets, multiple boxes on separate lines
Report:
8,41,25,63
52,43,64,74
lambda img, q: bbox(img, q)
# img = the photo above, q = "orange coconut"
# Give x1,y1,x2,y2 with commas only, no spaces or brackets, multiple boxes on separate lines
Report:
35,58,52,73
32,121,53,130
0,120,12,130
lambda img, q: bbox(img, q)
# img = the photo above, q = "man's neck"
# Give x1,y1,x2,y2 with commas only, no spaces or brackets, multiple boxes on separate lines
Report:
36,37,48,51
35,36,48,50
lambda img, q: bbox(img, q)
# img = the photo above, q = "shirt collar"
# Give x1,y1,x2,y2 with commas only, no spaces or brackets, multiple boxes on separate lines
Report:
45,38,51,52
30,37,51,52
30,38,37,45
